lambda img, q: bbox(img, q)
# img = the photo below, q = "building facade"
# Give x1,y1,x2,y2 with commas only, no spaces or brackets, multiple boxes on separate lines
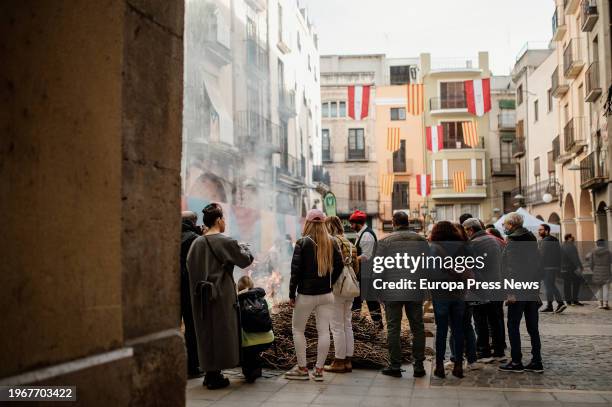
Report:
320,54,385,234
421,52,494,223
183,0,325,219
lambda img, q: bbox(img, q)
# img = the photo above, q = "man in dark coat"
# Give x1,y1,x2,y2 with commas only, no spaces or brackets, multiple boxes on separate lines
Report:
187,203,254,389
499,212,543,373
538,224,566,313
377,211,429,378
463,218,506,361
181,211,202,378
561,234,583,306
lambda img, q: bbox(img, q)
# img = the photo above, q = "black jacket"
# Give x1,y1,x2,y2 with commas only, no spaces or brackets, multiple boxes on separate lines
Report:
502,227,540,299
561,241,582,273
539,235,561,270
181,221,200,276
289,236,343,299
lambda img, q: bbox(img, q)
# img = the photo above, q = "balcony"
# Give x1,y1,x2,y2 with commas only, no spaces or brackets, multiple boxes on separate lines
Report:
429,97,467,114
565,0,580,14
585,62,602,102
312,165,331,186
204,6,232,66
515,179,561,206
581,0,599,31
278,88,297,118
431,178,486,199
429,57,480,74
490,158,516,176
234,110,281,153
552,6,567,41
278,155,303,179
551,66,569,97
563,38,585,79
498,111,516,130
580,151,608,189
513,136,526,158
246,39,269,79
345,146,369,162
564,117,587,154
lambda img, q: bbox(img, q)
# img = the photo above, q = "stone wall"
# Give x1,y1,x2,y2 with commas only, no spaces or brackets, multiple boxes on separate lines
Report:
0,1,186,406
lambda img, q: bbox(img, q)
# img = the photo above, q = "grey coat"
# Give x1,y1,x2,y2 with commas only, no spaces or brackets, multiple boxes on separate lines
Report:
187,233,254,372
587,247,612,286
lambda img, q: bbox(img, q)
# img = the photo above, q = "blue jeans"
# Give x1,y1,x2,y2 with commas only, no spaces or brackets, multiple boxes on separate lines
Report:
507,301,542,364
433,300,465,364
449,304,477,363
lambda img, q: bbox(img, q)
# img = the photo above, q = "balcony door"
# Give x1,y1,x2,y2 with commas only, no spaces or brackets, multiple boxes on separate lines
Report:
440,82,466,109
348,128,365,159
392,182,409,211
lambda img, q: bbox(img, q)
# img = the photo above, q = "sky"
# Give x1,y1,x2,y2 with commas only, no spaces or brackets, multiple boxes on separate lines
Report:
304,0,556,75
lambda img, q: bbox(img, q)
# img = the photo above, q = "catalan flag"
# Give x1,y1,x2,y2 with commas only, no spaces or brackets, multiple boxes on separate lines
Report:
462,121,479,148
386,127,401,152
453,171,467,193
416,174,431,197
406,83,424,116
380,173,394,196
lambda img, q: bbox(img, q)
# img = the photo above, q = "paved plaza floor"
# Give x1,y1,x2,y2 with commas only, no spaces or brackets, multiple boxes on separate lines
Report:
187,302,612,406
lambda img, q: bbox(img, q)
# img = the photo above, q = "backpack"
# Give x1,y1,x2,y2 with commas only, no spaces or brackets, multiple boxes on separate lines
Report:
238,289,273,333
332,238,360,298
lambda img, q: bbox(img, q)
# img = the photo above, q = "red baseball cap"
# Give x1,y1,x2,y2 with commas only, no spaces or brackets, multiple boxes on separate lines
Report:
349,210,367,222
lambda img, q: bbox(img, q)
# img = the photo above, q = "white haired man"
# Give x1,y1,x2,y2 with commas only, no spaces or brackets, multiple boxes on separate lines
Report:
498,212,544,373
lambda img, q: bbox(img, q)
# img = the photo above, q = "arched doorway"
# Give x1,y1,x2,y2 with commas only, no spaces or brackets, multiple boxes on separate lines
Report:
548,212,561,225
578,189,594,240
597,201,608,240
563,193,577,237
536,215,544,221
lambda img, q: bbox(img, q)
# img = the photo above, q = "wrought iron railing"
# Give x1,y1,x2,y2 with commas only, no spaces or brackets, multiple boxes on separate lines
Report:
429,96,467,110
580,151,608,188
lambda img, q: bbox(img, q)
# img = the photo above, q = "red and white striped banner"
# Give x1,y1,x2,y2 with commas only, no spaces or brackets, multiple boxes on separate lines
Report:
462,121,479,147
453,171,467,193
416,174,431,197
426,125,444,152
386,127,401,152
465,78,491,117
348,85,371,120
406,84,424,116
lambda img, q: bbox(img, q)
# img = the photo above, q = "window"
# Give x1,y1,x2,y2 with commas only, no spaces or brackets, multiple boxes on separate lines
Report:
390,65,411,85
322,103,329,118
390,107,406,121
392,140,406,172
392,182,410,210
297,31,301,51
547,151,555,175
339,101,346,117
517,84,524,105
440,82,466,109
516,120,524,139
500,140,513,161
547,89,553,112
322,129,331,161
435,204,454,222
277,59,285,94
502,192,513,213
460,204,480,219
534,100,539,122
330,102,337,117
348,128,365,159
349,176,366,210
534,157,541,178
441,121,468,149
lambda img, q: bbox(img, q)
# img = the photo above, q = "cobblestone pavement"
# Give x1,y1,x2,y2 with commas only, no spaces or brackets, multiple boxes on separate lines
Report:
432,302,612,391
187,302,612,406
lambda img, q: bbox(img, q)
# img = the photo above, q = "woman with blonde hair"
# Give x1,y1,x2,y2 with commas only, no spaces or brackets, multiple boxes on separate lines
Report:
285,209,344,381
324,216,359,373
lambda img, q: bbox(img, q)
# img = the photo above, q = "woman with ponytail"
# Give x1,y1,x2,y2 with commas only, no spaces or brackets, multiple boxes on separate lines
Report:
285,209,344,381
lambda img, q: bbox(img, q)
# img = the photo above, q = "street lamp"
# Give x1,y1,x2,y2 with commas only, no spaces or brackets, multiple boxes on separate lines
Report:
430,206,437,223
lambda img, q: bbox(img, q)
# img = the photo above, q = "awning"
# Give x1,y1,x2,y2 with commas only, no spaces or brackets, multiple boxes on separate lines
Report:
203,72,233,145
499,99,516,109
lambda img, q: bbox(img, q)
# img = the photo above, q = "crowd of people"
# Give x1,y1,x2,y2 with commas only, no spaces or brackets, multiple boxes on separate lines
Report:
180,204,612,389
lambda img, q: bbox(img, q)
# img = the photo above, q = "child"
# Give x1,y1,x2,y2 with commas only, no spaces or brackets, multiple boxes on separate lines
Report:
237,275,274,383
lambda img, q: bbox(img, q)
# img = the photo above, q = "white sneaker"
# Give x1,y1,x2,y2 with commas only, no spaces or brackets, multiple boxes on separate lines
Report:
477,357,495,363
310,368,324,382
444,361,454,371
284,365,309,380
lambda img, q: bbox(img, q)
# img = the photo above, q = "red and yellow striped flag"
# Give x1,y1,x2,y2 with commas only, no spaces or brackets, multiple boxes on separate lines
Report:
453,171,467,193
406,83,424,116
462,121,479,147
380,173,394,196
386,127,401,152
